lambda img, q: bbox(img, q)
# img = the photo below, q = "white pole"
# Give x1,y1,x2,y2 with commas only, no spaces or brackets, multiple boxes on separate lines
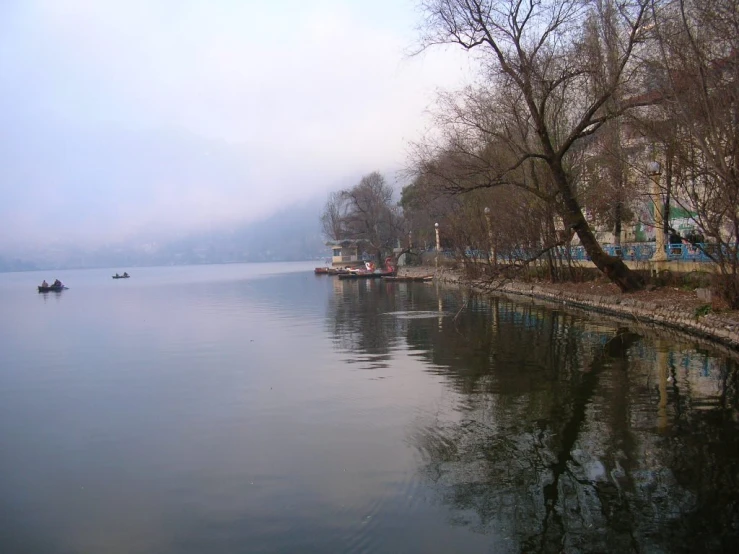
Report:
434,222,440,272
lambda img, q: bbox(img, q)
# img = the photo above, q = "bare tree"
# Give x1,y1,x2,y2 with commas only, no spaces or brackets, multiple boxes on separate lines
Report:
579,1,644,250
403,157,575,284
415,0,658,291
320,191,347,241
648,0,739,305
400,172,462,253
320,172,405,262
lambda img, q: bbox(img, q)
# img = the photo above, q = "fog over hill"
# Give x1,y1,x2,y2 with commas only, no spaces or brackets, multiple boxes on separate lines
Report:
0,2,473,275
0,199,329,272
0,1,471,273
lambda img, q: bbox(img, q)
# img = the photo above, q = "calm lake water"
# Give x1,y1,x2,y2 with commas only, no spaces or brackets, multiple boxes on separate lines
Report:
1,262,737,553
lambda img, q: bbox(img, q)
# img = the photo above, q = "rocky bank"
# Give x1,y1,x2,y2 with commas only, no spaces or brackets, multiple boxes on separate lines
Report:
395,266,739,351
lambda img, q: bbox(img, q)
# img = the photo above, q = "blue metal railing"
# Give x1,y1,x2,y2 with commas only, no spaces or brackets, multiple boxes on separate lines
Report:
435,243,735,264
615,242,725,262
663,243,711,262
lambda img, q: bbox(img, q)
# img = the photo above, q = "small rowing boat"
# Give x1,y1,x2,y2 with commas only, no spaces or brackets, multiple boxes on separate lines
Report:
38,284,67,292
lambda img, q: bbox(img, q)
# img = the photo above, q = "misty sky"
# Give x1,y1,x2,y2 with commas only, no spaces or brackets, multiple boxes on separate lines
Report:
0,0,471,251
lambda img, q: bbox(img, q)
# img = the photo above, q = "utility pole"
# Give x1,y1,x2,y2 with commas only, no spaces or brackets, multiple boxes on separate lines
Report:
648,161,668,262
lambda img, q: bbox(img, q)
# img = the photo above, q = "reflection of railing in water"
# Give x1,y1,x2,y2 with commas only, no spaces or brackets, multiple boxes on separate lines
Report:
436,242,734,263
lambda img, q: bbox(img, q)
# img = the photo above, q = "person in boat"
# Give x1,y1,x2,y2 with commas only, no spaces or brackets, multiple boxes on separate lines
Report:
114,273,120,278
123,272,129,277
41,280,48,288
53,279,61,287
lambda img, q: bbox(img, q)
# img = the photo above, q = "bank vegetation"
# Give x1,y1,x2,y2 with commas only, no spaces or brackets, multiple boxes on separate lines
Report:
321,0,739,308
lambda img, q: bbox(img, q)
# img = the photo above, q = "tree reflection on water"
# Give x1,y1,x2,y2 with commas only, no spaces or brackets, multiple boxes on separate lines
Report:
328,281,739,552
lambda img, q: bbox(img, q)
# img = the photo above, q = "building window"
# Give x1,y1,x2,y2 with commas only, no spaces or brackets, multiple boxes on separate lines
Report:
333,248,341,257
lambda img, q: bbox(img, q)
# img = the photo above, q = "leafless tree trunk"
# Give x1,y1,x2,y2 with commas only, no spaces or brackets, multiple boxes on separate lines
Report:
416,0,654,291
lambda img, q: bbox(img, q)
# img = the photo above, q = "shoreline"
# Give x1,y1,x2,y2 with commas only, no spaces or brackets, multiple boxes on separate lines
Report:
395,265,739,351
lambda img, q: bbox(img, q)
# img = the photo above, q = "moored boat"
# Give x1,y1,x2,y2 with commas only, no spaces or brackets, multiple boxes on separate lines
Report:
338,270,396,280
338,257,397,280
382,275,434,282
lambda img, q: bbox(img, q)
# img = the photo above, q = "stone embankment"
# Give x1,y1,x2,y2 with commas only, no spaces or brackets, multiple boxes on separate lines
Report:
396,266,739,350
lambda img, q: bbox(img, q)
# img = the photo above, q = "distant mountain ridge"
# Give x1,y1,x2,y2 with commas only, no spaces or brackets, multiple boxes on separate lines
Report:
0,200,329,272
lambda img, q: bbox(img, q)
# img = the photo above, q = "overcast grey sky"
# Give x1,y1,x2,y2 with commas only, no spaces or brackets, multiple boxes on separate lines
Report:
0,0,471,251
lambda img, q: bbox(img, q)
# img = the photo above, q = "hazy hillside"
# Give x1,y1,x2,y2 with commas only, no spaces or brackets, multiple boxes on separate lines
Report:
1,199,329,272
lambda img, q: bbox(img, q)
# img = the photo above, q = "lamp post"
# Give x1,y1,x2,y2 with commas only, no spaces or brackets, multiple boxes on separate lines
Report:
405,230,412,267
648,161,668,262
434,222,440,272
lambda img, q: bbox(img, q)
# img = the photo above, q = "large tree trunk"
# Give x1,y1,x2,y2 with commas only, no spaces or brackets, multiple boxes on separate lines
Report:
613,202,622,249
575,220,643,292
554,163,644,292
